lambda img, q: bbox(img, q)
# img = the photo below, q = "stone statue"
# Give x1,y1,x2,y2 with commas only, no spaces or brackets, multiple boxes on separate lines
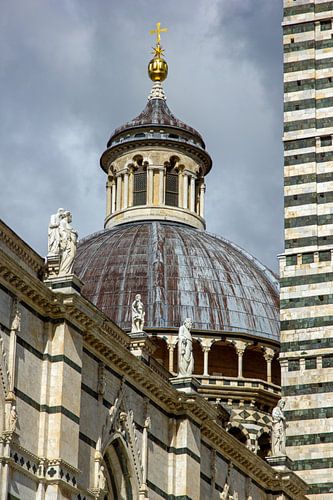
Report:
178,318,194,377
11,309,21,332
271,399,287,456
47,208,64,256
58,211,78,276
131,294,145,333
10,405,17,431
98,464,107,490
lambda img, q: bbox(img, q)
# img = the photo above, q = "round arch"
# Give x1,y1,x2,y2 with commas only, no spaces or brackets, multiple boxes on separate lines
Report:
208,340,237,377
226,422,249,446
256,426,271,459
243,345,266,380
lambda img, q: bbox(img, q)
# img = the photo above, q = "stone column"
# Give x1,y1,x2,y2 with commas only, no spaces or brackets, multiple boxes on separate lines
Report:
183,172,188,209
202,346,210,376
123,170,129,209
8,312,19,394
111,179,116,214
147,167,154,205
199,181,206,218
200,339,216,377
159,168,164,205
178,168,183,208
263,347,275,384
173,418,201,498
189,175,196,212
232,340,249,378
116,174,122,211
128,168,134,207
139,415,151,499
167,337,177,373
106,178,112,217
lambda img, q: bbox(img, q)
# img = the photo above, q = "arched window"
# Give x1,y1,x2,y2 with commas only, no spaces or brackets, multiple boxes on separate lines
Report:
133,166,147,206
165,170,178,207
102,437,139,499
257,432,271,459
165,157,179,207
228,426,247,445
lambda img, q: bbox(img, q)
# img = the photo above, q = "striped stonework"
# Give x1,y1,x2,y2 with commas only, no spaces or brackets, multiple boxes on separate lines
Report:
281,1,333,497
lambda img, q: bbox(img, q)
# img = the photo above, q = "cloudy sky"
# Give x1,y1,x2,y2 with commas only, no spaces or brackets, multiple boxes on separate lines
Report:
1,0,283,270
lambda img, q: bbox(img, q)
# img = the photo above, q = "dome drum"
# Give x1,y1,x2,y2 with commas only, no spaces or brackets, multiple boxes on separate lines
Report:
104,149,206,229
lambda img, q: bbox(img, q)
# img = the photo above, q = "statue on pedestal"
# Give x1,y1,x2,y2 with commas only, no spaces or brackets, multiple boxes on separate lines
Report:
271,399,286,456
178,318,194,377
10,404,17,432
47,208,64,256
11,309,21,332
98,464,107,491
58,211,78,276
131,294,145,333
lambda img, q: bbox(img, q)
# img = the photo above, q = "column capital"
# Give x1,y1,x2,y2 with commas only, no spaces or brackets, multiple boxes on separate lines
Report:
263,346,276,362
166,336,178,348
231,339,250,355
199,338,217,349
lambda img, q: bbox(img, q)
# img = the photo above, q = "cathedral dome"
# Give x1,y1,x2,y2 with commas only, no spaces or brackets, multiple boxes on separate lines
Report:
74,221,279,341
107,95,205,149
101,82,212,176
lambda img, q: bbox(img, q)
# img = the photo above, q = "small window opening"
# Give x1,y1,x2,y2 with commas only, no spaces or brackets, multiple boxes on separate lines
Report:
321,136,332,147
165,171,179,207
133,168,147,206
321,20,332,31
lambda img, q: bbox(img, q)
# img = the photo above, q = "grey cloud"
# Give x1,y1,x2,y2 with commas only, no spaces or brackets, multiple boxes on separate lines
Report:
0,0,283,271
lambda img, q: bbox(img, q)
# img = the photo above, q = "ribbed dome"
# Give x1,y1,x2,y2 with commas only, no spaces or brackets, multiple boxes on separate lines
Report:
107,97,205,148
74,221,279,340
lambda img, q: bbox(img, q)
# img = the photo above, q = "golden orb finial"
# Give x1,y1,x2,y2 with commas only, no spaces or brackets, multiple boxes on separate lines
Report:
148,22,168,82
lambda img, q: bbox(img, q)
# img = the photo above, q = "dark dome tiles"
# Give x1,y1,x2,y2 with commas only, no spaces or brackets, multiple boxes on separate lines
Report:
74,221,279,339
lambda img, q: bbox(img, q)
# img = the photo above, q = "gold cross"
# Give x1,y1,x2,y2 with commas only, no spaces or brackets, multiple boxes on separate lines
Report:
149,22,168,45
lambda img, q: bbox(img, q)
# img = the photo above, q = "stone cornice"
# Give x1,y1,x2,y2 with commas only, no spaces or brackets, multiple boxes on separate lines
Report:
201,419,307,497
101,139,211,175
0,219,44,276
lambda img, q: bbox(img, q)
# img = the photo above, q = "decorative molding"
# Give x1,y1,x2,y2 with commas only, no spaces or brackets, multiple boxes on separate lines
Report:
0,220,44,276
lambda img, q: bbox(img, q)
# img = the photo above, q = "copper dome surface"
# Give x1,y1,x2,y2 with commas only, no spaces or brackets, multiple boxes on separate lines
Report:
107,98,205,148
74,221,279,340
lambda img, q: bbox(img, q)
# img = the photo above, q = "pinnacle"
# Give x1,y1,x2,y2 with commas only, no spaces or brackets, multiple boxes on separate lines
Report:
148,82,166,101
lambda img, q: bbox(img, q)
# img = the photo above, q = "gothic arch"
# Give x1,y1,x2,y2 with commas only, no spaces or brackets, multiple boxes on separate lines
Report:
95,382,142,498
102,434,140,500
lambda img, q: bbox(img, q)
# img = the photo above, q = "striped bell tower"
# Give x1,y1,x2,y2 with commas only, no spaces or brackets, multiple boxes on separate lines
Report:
280,1,333,497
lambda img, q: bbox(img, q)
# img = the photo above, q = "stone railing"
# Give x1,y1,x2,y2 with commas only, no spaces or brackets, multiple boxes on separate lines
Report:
196,375,280,394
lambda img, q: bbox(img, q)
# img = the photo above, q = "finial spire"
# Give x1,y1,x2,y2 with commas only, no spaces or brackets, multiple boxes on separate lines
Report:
149,22,168,46
148,22,168,83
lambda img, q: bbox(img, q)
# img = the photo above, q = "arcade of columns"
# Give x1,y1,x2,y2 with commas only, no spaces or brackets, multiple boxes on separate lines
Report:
159,335,278,384
105,157,206,220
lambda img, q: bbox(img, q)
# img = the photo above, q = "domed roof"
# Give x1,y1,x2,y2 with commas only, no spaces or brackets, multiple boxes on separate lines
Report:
101,83,212,175
74,221,279,341
108,97,205,148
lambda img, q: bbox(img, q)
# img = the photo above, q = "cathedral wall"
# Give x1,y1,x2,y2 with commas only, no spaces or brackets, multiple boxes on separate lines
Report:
8,469,37,500
0,219,307,499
